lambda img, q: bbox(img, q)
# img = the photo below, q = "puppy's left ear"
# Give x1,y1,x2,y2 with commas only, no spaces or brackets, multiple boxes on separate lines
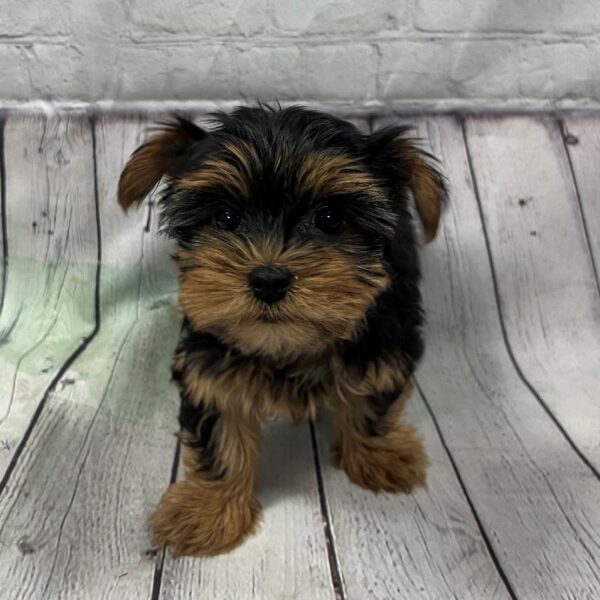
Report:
118,116,208,212
368,126,447,242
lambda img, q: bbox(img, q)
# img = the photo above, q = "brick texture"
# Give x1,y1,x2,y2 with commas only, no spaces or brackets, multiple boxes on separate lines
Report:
1,0,599,106
271,0,402,34
415,0,600,34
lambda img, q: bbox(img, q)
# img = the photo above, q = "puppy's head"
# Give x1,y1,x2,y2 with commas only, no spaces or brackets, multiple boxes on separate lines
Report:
119,107,446,358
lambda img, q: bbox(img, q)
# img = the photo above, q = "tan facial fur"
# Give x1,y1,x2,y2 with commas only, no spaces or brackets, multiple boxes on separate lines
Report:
176,234,390,359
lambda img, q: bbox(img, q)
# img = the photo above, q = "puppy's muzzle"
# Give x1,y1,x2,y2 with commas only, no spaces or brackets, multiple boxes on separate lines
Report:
248,265,293,305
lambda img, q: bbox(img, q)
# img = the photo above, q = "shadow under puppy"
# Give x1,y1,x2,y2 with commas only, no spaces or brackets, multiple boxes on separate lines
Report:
118,105,446,557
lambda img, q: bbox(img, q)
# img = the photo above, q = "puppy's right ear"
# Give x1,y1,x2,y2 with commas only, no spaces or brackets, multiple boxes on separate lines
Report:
118,117,207,211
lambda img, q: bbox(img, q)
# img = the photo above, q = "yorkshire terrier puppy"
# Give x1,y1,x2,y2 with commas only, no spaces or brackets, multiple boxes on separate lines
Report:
118,105,445,557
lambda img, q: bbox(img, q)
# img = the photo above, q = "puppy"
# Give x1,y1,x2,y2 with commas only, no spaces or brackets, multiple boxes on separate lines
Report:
118,105,446,557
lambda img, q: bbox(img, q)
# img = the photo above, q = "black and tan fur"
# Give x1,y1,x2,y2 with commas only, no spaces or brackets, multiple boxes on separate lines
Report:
118,106,446,557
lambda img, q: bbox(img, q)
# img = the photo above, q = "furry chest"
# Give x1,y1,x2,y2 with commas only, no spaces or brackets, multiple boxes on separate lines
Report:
174,343,334,422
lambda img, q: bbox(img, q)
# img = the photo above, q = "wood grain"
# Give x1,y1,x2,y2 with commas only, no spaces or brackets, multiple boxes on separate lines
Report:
0,117,5,315
0,115,180,599
310,115,510,600
415,115,600,599
159,421,335,600
465,115,600,473
560,115,600,285
315,390,511,600
1,110,598,600
0,114,98,479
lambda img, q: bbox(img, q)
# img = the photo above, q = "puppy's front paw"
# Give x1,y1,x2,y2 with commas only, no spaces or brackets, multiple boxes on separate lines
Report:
151,480,261,557
333,425,428,494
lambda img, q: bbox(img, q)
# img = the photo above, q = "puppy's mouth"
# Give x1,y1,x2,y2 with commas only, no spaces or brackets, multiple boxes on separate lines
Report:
179,246,390,356
257,314,287,323
255,306,294,324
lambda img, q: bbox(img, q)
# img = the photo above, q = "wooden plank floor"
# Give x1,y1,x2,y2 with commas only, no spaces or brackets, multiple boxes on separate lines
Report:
0,111,598,600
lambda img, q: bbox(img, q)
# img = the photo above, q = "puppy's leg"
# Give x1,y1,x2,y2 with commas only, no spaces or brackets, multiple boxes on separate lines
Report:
151,391,261,557
330,379,427,493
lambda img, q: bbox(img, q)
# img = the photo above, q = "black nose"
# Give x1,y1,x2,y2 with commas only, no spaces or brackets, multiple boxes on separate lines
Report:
248,265,293,304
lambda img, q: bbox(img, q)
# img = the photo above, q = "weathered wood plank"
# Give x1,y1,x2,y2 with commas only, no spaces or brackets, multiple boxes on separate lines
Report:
415,115,600,599
561,115,600,284
315,391,511,600
0,114,97,479
465,115,600,473
159,421,335,600
0,117,6,315
0,115,180,599
149,113,337,600
156,115,334,600
310,117,510,600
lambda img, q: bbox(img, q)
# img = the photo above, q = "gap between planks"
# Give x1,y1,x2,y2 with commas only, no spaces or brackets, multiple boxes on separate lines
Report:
461,115,600,480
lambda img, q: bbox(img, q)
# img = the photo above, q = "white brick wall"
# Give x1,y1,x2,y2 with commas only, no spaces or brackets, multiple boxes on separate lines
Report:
1,0,599,108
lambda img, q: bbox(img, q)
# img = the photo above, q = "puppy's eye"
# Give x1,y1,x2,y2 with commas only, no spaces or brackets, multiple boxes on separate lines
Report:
314,204,344,234
214,208,241,231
